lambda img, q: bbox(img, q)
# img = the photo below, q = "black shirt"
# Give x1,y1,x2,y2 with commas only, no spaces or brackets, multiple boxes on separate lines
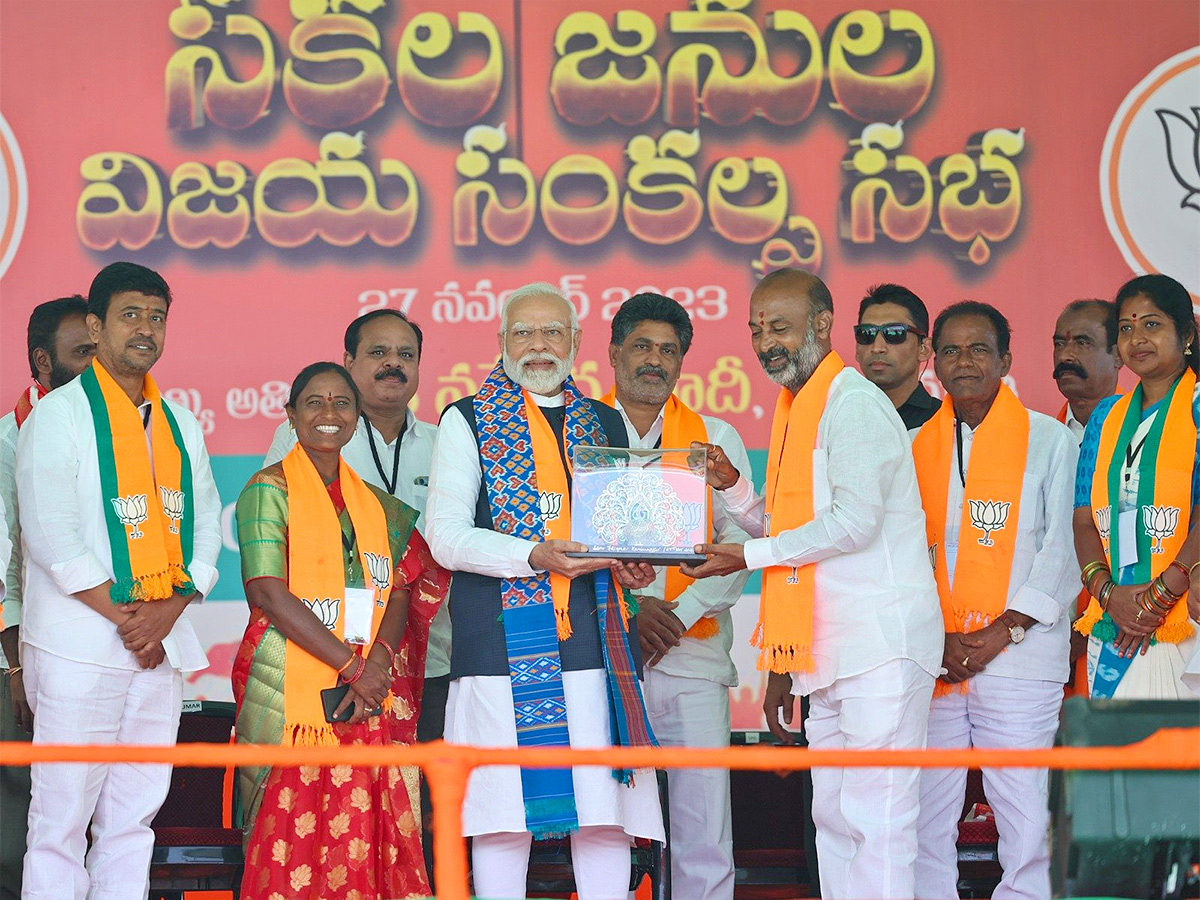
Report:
897,383,941,430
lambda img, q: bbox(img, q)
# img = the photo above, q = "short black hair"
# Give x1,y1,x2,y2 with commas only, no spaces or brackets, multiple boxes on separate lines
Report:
344,309,423,359
1061,298,1118,350
87,262,171,321
756,268,833,317
858,283,930,336
1115,273,1198,375
286,361,361,412
933,301,1012,356
27,295,88,378
610,292,694,356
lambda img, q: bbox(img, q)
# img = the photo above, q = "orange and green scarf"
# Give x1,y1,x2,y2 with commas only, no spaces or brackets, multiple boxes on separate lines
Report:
913,384,1029,695
753,352,844,674
600,389,719,640
1076,369,1195,645
81,361,195,604
280,444,394,746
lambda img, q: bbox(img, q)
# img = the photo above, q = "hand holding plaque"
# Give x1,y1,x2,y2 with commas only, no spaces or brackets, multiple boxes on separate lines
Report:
566,445,709,566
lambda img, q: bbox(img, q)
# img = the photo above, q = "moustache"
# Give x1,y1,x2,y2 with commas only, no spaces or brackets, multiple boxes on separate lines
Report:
375,367,408,382
758,348,788,364
1053,361,1086,380
636,364,668,379
519,351,558,366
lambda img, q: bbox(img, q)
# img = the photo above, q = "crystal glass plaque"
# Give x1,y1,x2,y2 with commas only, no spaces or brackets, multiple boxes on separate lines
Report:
565,445,708,565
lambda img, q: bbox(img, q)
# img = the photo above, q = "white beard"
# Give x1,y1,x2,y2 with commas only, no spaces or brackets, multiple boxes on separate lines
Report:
503,348,573,395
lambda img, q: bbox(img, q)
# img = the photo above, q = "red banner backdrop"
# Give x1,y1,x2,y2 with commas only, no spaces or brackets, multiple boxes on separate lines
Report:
2,0,1197,450
2,0,1198,712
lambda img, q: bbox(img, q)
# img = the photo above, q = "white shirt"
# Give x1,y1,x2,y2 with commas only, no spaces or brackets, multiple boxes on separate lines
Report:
612,399,749,687
918,410,1079,684
0,411,20,666
0,463,10,621
1063,403,1086,443
264,410,450,677
722,368,945,695
15,377,221,673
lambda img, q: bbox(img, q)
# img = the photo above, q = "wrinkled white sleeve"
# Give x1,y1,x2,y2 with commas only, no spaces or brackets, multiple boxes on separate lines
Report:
742,389,900,571
1006,424,1080,629
425,405,540,578
16,401,112,596
670,418,752,628
181,409,223,599
0,419,19,623
716,473,766,539
262,420,297,467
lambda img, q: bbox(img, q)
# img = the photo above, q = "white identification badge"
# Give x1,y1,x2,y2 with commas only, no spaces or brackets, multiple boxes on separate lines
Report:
343,587,375,645
1117,509,1139,569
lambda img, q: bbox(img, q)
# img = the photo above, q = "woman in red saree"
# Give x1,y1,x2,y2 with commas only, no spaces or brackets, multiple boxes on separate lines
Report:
232,362,448,900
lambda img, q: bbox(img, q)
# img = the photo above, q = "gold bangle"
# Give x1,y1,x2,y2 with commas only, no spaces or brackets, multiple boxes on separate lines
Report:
4,666,21,677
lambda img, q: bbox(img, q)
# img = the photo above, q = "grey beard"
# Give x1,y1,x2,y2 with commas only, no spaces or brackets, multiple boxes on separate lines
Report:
503,349,573,395
762,325,825,392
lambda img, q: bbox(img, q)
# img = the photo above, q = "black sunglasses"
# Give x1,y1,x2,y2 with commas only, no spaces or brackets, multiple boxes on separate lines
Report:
853,323,925,346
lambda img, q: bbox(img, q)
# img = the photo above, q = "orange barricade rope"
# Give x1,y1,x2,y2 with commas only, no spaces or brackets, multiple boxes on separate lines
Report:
2,730,1197,900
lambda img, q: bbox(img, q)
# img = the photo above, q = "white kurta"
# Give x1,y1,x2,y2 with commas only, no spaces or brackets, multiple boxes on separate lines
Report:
0,411,20,665
719,366,942,900
935,409,1081,681
15,372,222,900
723,368,945,693
426,390,664,841
16,379,221,672
913,407,1078,900
263,409,451,677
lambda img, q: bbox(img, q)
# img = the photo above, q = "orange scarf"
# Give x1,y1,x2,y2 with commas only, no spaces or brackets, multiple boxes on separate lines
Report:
913,384,1029,696
281,445,394,746
1076,369,1195,644
753,352,844,673
600,389,719,640
525,392,576,639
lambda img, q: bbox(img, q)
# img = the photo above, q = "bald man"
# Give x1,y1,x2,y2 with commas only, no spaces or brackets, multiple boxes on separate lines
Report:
685,269,943,900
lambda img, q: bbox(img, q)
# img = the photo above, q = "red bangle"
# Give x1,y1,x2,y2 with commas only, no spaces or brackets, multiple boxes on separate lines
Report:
336,652,357,676
341,655,367,685
374,639,396,664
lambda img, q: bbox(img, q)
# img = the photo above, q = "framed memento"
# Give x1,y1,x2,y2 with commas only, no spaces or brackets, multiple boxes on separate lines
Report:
565,445,708,565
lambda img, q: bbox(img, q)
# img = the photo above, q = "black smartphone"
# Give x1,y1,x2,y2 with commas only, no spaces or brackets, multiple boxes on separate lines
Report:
320,684,383,724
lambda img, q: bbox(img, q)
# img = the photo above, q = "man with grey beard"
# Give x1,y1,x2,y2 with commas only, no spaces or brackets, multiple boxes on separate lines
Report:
682,269,943,900
425,282,664,900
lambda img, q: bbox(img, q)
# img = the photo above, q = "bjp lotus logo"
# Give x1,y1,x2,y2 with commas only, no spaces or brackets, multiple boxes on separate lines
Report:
538,491,563,522
968,499,1010,547
302,597,341,630
1094,505,1112,542
111,494,149,539
363,552,391,594
159,487,185,535
1142,505,1179,553
1158,107,1200,212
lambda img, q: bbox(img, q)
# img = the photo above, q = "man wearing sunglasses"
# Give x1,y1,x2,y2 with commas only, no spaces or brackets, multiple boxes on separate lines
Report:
854,284,940,429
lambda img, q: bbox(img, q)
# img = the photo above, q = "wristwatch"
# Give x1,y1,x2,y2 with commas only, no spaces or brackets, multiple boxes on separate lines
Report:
1007,624,1026,645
